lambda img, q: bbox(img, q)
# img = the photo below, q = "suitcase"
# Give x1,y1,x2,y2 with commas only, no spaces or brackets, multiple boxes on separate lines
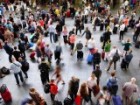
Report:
44,83,50,94
113,26,117,34
87,54,93,64
101,51,105,60
121,59,127,69
112,95,122,105
0,84,12,103
77,51,83,60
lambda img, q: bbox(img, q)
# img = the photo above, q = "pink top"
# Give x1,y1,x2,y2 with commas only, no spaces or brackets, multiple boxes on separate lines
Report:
62,30,68,36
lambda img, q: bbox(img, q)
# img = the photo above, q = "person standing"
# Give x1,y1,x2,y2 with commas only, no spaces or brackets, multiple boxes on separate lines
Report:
92,65,102,85
105,46,122,71
38,57,50,84
93,49,101,70
3,41,13,62
62,25,68,44
122,77,139,105
119,22,126,41
10,57,24,86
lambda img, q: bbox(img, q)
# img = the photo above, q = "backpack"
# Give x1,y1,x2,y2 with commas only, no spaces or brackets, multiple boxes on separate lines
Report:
64,97,73,105
44,83,50,94
21,61,29,72
0,67,10,75
76,42,83,50
107,78,117,88
113,50,120,62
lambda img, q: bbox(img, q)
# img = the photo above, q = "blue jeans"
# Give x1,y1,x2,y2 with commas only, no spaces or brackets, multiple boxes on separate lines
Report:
50,32,55,43
14,71,24,85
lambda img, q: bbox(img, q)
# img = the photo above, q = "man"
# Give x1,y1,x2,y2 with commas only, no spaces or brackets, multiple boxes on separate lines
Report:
92,65,102,85
122,77,139,105
102,28,112,49
12,46,21,61
119,22,126,41
18,40,26,59
54,43,62,65
3,41,13,62
10,56,24,86
47,22,56,43
105,46,122,71
55,21,62,37
38,57,50,84
75,41,83,61
93,49,101,70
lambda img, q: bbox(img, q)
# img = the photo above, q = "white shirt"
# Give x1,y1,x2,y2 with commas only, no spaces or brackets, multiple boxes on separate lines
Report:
87,39,95,49
10,61,22,74
120,24,125,31
87,77,97,89
108,48,122,60
48,25,56,33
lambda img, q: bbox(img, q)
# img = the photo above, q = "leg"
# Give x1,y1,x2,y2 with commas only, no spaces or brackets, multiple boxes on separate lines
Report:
107,60,113,71
14,73,20,85
114,61,117,70
50,94,55,101
19,71,24,83
50,33,53,43
23,71,28,78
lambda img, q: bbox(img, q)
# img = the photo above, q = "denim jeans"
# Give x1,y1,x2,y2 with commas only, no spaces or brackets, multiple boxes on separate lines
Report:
50,32,55,43
14,71,24,85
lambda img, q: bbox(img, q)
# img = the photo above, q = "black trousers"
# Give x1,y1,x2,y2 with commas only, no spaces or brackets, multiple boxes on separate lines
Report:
14,71,24,85
119,31,124,40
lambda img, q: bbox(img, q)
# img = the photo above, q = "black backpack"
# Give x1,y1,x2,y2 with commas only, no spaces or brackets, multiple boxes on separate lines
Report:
113,50,120,62
44,83,50,94
0,67,10,75
64,97,73,105
21,61,29,72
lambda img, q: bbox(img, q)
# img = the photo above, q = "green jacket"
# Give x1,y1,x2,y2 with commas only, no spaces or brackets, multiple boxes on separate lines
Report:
104,42,111,52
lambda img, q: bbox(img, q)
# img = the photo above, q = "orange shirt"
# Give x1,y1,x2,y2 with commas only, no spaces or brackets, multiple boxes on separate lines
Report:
123,18,129,26
39,20,44,27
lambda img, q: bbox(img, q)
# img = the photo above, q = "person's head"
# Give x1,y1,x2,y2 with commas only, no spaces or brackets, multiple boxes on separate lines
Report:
110,71,116,77
130,77,136,84
80,82,88,96
102,86,108,91
29,88,36,93
14,46,17,50
127,38,130,43
91,73,96,79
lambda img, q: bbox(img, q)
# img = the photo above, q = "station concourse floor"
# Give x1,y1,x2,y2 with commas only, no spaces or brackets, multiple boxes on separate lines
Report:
0,18,140,105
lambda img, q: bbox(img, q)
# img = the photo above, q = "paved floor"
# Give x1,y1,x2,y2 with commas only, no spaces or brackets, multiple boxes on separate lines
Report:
0,17,140,105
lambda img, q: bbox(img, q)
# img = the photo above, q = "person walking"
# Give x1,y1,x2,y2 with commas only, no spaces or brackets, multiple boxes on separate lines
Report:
122,77,139,105
68,76,80,102
92,65,102,85
10,56,24,86
93,49,101,70
119,22,126,41
75,41,83,61
54,43,62,65
38,57,50,84
104,40,111,61
62,25,68,44
105,46,122,71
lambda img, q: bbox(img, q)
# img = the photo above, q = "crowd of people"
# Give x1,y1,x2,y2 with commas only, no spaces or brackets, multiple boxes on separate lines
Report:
0,0,140,105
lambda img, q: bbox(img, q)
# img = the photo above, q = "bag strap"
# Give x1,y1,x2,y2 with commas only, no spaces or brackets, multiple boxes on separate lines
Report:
13,63,20,67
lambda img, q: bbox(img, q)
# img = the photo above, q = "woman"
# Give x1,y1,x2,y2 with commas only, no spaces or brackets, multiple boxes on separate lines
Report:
51,66,65,85
79,82,91,104
104,40,111,61
29,88,46,105
69,34,76,55
62,25,68,44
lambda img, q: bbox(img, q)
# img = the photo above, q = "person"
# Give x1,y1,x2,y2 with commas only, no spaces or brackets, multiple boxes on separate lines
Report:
87,73,97,100
119,22,126,41
75,41,83,61
54,43,62,65
55,21,62,37
10,56,24,86
38,57,50,84
87,37,95,51
12,46,21,61
93,49,101,70
3,41,13,62
75,16,82,35
44,44,53,63
92,65,102,85
47,22,56,43
105,46,122,71
18,40,26,59
104,40,111,61
124,50,133,69
19,57,29,78
82,27,92,46
102,27,112,49
29,88,46,105
122,77,139,105
106,71,118,95
123,38,132,55
69,34,76,55
68,76,80,102
49,79,58,102
80,82,92,104
62,25,68,44
51,65,65,85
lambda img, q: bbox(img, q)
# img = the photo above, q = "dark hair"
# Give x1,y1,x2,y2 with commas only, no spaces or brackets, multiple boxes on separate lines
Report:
14,46,17,50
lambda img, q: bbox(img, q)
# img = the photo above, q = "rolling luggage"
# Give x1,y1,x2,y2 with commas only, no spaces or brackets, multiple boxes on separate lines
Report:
44,83,50,94
112,95,122,105
0,84,12,103
121,59,127,69
87,54,93,64
77,51,83,60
